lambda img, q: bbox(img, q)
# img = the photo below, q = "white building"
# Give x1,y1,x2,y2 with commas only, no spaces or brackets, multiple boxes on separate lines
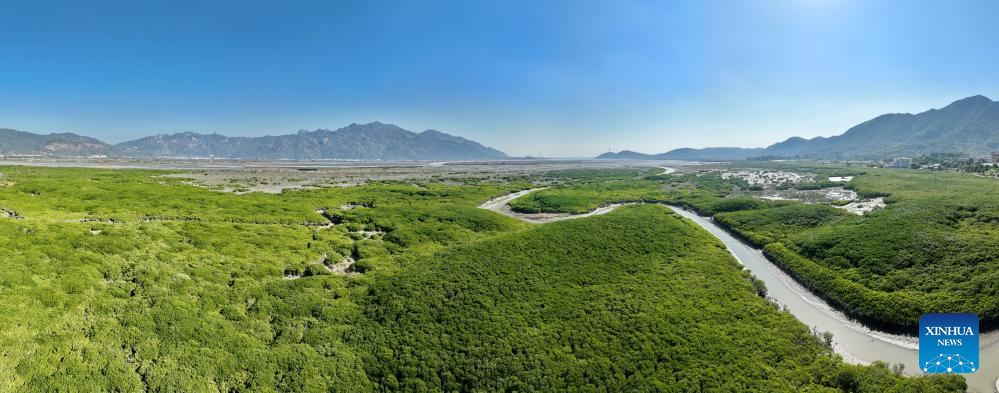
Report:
886,157,912,169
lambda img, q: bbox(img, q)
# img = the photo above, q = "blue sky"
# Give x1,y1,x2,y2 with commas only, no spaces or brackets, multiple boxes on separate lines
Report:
1,0,997,157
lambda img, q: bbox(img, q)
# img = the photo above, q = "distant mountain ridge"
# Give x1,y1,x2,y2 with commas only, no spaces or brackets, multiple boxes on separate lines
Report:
599,95,999,160
0,129,109,156
0,122,509,160
763,95,999,159
597,147,764,161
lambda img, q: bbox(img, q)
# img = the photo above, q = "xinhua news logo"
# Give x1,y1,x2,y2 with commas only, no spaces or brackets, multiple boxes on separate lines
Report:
919,313,979,373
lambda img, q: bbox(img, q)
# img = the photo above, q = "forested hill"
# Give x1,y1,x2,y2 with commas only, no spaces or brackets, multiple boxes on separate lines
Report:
0,129,109,156
599,95,999,160
0,122,509,160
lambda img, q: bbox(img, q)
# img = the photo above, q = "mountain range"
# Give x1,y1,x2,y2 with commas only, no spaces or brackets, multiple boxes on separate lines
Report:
0,122,508,160
597,147,765,161
6,95,996,161
599,95,999,161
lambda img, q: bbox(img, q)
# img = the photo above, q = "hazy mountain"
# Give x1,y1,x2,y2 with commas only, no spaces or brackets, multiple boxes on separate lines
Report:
0,129,110,156
113,122,508,160
760,95,999,159
597,147,764,161
596,150,657,160
659,147,766,161
0,122,506,160
599,95,999,161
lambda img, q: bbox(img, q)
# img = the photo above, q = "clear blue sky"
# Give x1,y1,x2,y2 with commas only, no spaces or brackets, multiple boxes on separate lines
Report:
1,0,997,157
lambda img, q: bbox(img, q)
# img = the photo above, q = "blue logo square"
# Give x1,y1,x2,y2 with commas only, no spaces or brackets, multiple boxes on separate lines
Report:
919,313,979,373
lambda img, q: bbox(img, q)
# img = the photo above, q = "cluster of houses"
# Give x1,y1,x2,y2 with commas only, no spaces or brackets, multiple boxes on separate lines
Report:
719,170,811,187
885,151,999,172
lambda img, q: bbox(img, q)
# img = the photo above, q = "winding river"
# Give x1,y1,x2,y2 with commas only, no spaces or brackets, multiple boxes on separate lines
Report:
480,186,999,392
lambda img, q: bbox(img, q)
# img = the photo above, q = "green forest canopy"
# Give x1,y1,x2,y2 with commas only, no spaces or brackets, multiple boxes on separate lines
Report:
714,168,999,329
0,166,964,391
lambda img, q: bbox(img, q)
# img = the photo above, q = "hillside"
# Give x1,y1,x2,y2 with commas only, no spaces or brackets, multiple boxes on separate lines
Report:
595,150,657,160
764,95,999,158
0,123,508,160
0,129,110,156
600,95,999,160
597,147,763,161
112,122,508,160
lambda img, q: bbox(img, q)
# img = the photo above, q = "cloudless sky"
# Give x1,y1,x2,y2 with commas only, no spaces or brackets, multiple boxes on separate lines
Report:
1,0,998,157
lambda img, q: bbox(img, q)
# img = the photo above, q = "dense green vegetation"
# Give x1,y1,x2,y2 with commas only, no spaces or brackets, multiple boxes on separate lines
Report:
0,166,525,391
713,168,999,330
1,220,368,391
356,205,961,392
507,169,773,216
715,204,856,247
495,162,999,331
507,168,670,214
0,165,965,391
